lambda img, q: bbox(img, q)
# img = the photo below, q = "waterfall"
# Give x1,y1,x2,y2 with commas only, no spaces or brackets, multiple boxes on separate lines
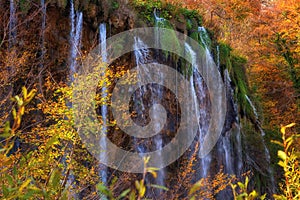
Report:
154,8,166,27
221,69,244,175
99,23,107,62
198,27,245,179
262,135,276,194
198,26,215,84
245,95,258,120
198,26,210,49
133,37,148,135
133,36,165,190
245,95,276,193
185,43,211,178
9,0,17,49
66,2,83,197
98,23,108,186
196,27,217,178
69,0,83,80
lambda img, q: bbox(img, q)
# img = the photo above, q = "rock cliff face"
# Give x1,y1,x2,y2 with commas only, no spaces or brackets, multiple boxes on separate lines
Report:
1,0,275,199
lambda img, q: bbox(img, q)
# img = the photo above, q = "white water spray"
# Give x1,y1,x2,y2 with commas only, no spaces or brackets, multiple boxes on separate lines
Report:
69,0,83,79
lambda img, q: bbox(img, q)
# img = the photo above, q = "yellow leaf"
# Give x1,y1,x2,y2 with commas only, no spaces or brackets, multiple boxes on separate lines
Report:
281,123,296,134
19,179,31,192
278,150,287,161
148,170,157,178
22,87,27,99
12,108,17,119
20,106,25,115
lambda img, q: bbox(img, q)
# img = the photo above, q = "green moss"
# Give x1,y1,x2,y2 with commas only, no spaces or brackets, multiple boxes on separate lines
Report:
218,43,232,67
186,19,193,30
231,55,253,118
198,27,212,50
131,0,202,30
189,31,200,44
111,1,119,10
231,55,251,116
131,0,163,23
19,0,31,14
179,8,202,23
155,18,181,63
218,42,254,118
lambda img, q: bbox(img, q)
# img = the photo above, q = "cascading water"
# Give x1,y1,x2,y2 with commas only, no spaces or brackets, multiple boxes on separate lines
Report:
133,36,166,191
216,45,220,71
99,23,107,63
184,43,211,178
65,1,83,197
154,8,166,27
198,26,211,50
198,26,214,88
219,69,244,175
245,95,258,120
9,0,17,49
245,95,276,194
225,69,243,176
69,0,83,80
1,1,280,198
98,23,108,186
153,8,166,58
92,20,275,198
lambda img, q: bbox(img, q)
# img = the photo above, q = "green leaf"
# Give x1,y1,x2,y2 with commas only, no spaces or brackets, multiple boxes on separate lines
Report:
49,168,61,189
5,174,14,186
2,185,9,197
12,108,17,120
148,184,169,191
129,190,136,200
4,121,11,134
60,188,69,200
189,179,203,195
0,121,10,137
135,180,140,190
23,189,37,199
45,135,60,150
117,188,131,200
237,182,245,190
13,166,17,176
96,183,112,198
